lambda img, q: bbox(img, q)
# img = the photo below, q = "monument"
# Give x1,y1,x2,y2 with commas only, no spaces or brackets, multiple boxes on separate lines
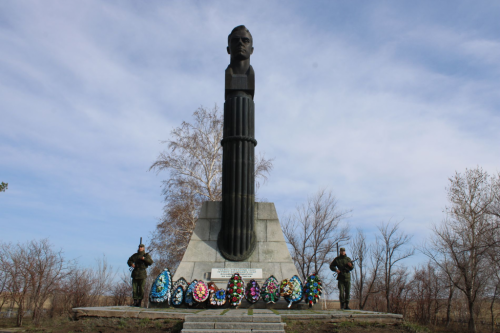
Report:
219,25,257,261
172,25,298,286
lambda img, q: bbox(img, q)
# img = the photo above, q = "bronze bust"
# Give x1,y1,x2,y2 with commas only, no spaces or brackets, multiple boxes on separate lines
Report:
225,25,255,100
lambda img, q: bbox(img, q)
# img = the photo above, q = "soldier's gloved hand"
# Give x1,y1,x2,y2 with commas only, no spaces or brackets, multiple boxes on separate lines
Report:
336,269,340,274
132,264,135,268
141,257,145,260
347,262,352,268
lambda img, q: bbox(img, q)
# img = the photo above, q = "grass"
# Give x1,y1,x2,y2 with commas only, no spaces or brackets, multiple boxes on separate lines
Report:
335,321,387,328
284,319,417,333
401,321,431,333
248,308,253,315
171,320,184,333
117,318,128,329
136,318,150,332
220,308,230,315
1,316,185,333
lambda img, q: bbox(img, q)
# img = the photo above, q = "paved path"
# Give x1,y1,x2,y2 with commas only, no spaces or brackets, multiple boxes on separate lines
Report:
72,306,404,321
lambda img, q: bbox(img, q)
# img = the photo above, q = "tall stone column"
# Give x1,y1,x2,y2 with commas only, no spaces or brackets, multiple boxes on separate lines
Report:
217,25,257,261
219,92,257,261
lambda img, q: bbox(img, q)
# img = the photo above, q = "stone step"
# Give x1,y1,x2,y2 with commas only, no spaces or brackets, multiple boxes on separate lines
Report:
181,329,285,333
182,330,251,333
185,315,281,323
183,322,285,330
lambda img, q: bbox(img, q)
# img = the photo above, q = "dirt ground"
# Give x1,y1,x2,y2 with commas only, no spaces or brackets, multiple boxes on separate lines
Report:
1,316,498,333
285,320,500,333
284,320,417,333
1,317,416,333
0,317,184,333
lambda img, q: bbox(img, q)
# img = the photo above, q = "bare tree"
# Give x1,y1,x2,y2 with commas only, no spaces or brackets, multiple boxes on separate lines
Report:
486,236,500,333
149,105,273,272
0,239,73,326
389,266,411,316
0,263,10,312
88,255,115,304
149,187,202,273
487,171,500,219
0,242,31,326
283,189,350,284
150,106,224,202
377,221,414,313
487,270,500,333
61,267,94,309
111,271,133,306
409,262,447,325
351,228,383,309
443,261,458,327
424,167,500,333
50,255,116,316
26,239,74,325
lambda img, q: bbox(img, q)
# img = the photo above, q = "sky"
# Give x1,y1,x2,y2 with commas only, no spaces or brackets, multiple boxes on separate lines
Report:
1,1,499,277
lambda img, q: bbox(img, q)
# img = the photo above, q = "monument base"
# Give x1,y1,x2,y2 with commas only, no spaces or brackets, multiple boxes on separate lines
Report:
172,201,299,285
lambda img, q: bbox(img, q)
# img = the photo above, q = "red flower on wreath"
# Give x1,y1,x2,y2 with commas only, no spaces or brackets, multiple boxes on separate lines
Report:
237,283,241,287
228,289,233,293
237,289,241,293
235,276,240,280
232,297,237,302
230,283,234,287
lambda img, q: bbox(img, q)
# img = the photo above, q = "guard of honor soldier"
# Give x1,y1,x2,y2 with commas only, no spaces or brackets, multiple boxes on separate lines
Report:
127,243,153,307
330,247,354,310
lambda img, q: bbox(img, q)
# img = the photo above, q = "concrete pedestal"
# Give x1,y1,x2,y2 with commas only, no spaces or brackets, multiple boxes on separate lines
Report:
173,201,299,284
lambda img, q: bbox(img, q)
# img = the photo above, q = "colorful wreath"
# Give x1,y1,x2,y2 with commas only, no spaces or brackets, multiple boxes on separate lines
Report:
303,274,322,306
170,277,188,305
185,279,198,306
207,282,217,295
193,280,209,303
172,277,188,290
171,285,185,307
149,268,172,303
209,288,226,306
226,273,245,306
244,279,261,304
261,275,280,304
284,275,304,307
280,279,293,297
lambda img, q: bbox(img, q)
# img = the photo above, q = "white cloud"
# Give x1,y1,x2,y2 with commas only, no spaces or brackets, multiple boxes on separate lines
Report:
1,0,499,271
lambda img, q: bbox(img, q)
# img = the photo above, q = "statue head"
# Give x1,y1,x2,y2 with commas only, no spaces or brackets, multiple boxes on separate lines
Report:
227,25,253,62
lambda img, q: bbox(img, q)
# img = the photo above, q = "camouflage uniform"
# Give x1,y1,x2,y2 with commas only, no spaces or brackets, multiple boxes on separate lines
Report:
330,248,354,310
127,245,153,306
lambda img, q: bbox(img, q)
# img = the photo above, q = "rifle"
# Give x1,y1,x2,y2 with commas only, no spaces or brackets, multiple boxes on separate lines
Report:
333,257,359,279
129,237,154,272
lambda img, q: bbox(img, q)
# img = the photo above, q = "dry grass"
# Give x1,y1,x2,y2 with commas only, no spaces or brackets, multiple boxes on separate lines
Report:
0,316,184,333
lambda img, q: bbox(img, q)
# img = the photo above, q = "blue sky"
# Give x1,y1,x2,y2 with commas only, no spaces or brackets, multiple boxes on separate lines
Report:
1,1,499,275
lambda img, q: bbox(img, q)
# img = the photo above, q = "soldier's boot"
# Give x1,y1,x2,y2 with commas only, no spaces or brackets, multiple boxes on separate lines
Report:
345,302,351,310
340,302,344,310
137,299,142,307
131,299,137,307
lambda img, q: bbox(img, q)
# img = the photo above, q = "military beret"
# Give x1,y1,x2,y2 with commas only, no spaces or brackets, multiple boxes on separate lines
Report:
139,244,145,248
340,247,345,251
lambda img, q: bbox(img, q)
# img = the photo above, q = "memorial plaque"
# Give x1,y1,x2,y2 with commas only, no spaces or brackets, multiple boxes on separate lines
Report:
211,268,262,279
